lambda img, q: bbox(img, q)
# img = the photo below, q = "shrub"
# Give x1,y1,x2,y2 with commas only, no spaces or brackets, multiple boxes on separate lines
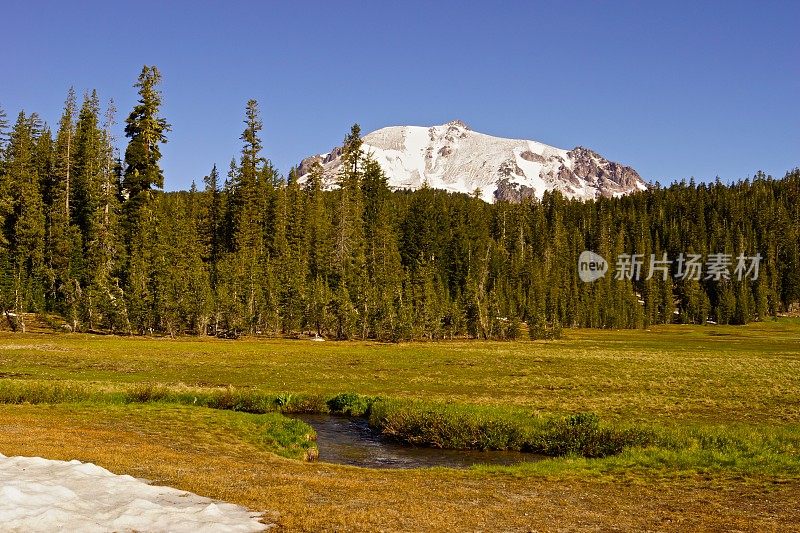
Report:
326,392,374,416
529,412,654,458
369,401,652,457
283,393,328,413
368,399,528,450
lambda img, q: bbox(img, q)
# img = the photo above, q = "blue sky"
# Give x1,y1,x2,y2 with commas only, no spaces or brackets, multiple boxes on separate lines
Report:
2,0,798,190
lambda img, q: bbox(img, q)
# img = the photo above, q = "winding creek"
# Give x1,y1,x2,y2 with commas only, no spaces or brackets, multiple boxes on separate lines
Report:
293,414,543,469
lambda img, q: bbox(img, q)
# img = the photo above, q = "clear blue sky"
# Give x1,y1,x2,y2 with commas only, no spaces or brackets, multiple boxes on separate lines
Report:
2,0,798,190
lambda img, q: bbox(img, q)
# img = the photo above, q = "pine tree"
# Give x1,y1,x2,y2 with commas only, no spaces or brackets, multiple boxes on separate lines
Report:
73,92,103,254
0,104,9,152
303,161,331,281
230,99,267,334
202,164,222,286
0,106,11,316
2,112,46,330
70,91,125,330
121,66,170,333
85,99,127,332
302,162,332,335
151,191,211,335
330,124,366,338
233,100,264,251
332,124,365,283
46,89,80,324
361,156,403,339
122,66,170,206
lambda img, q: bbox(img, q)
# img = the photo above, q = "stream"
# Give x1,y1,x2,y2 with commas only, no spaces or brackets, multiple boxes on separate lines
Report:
293,413,543,469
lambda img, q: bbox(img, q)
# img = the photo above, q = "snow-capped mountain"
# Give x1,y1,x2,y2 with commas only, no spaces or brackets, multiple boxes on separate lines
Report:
298,120,647,203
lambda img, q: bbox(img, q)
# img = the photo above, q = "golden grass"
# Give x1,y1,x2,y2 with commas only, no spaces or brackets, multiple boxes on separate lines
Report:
1,403,798,532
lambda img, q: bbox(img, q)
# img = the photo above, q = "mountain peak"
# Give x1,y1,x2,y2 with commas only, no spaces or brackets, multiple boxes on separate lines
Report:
444,119,469,130
299,123,647,203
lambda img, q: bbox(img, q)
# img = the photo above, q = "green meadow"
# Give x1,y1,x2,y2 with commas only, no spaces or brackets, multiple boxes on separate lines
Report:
0,319,798,530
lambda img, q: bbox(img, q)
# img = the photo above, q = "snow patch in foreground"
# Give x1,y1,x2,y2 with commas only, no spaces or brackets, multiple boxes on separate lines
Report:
0,453,269,532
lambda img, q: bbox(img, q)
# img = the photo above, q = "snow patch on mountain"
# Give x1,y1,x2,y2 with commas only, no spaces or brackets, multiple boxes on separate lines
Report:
298,120,647,202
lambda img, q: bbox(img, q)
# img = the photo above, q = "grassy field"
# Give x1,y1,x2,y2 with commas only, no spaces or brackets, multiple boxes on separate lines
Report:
0,320,799,531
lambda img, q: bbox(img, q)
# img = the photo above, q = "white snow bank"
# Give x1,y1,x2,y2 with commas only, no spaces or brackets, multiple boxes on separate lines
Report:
0,453,269,532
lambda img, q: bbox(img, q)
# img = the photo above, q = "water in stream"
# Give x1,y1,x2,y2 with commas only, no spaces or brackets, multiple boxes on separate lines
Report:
293,414,542,469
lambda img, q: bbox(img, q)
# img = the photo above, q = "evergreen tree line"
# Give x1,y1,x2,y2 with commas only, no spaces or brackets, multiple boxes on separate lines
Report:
0,67,798,338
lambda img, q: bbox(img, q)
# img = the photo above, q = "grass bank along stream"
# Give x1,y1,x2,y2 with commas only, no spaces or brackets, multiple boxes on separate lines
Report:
1,380,798,474
0,380,650,459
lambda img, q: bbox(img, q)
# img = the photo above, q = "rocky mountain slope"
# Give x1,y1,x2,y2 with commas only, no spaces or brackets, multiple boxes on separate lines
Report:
298,120,647,202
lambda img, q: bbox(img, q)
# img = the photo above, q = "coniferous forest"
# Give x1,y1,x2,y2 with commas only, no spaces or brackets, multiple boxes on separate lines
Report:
0,66,798,339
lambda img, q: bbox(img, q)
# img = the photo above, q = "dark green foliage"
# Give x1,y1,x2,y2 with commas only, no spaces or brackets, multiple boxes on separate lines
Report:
1,111,47,325
122,65,170,200
529,412,653,458
368,399,528,450
2,66,798,337
368,400,652,457
45,89,79,324
326,392,374,416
